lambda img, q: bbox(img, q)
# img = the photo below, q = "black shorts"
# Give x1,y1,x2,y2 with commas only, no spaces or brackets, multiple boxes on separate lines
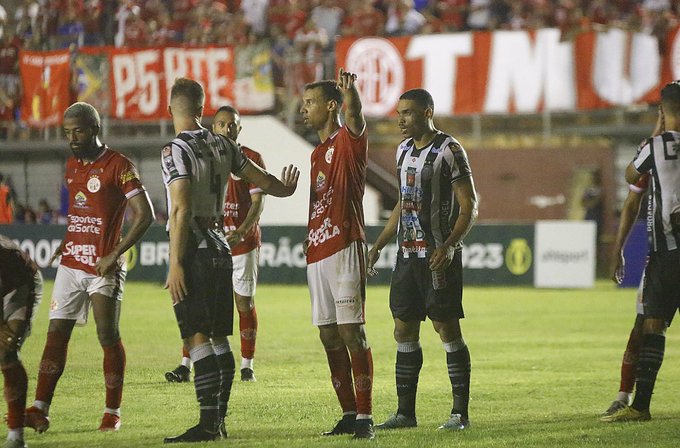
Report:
642,249,680,326
389,251,464,322
174,244,234,339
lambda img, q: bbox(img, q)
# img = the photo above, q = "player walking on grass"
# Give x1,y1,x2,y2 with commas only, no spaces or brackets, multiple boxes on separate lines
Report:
25,102,154,433
162,78,298,443
1,235,43,448
367,88,478,431
165,105,266,384
602,82,680,423
300,69,375,440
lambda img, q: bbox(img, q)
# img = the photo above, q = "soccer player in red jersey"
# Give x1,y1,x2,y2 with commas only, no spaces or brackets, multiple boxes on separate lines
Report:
1,235,43,448
300,69,375,439
24,102,154,433
165,105,266,383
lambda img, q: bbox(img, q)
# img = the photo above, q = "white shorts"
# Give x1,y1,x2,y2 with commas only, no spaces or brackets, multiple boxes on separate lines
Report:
232,249,259,297
307,241,366,326
50,264,126,325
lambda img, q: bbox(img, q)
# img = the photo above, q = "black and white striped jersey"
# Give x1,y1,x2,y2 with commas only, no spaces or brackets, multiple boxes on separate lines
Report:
633,131,680,252
161,128,248,247
396,131,472,259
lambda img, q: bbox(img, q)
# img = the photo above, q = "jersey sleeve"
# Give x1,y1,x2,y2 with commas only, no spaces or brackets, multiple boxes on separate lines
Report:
117,156,145,199
445,142,472,183
161,142,190,186
632,137,654,173
222,137,248,176
246,150,266,194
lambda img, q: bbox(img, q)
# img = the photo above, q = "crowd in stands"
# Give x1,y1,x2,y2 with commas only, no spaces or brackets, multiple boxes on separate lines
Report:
1,0,680,139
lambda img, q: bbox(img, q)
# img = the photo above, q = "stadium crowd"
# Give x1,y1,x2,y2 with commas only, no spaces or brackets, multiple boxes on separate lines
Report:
1,0,679,132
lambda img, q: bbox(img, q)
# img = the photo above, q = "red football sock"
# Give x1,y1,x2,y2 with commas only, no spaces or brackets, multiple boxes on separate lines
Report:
103,340,126,409
325,347,356,413
2,361,28,429
238,307,258,360
620,328,642,394
350,348,373,416
35,331,71,405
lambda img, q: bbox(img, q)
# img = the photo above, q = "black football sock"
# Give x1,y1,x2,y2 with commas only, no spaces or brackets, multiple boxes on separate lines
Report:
396,342,422,418
190,343,220,433
445,341,471,419
632,333,665,412
213,341,235,422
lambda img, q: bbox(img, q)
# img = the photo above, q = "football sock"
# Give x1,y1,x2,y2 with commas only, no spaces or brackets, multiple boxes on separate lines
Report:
395,341,422,418
350,347,373,419
190,343,220,433
241,357,253,370
444,339,471,419
103,340,126,411
213,341,235,422
632,333,665,412
325,346,356,413
2,361,28,430
619,326,642,395
238,307,258,361
182,347,191,369
35,330,71,408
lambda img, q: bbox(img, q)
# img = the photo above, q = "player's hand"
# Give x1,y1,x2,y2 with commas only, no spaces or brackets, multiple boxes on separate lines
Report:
95,252,120,277
366,246,380,277
280,164,300,196
302,238,309,256
0,324,21,352
429,246,454,271
611,253,625,284
226,229,244,247
165,264,188,305
337,68,358,93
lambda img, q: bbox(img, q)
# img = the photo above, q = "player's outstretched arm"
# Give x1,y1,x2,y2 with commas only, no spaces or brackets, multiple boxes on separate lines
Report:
430,176,478,271
239,160,299,198
337,68,366,138
611,189,644,284
96,191,154,277
367,202,400,275
166,179,192,304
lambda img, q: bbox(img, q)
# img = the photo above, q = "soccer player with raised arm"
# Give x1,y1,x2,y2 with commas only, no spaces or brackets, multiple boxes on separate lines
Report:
1,235,43,448
602,82,680,422
25,102,154,433
162,78,298,443
300,69,375,440
367,88,478,431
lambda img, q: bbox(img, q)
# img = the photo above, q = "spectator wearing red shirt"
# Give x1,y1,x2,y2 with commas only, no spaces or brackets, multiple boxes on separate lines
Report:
121,12,149,48
342,1,385,36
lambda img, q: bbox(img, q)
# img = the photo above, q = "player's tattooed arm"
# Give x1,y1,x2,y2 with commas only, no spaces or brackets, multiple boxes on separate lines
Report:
337,67,366,138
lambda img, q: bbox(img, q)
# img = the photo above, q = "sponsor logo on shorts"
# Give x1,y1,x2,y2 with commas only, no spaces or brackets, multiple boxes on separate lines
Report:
335,296,357,307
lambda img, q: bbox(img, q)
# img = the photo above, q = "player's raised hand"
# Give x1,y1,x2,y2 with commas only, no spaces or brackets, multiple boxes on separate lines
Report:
337,68,357,93
280,164,300,196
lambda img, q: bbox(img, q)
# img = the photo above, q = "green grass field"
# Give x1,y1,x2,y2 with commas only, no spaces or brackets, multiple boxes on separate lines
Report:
2,281,680,447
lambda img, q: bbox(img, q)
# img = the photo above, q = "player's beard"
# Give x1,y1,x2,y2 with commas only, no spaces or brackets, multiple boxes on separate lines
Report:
70,141,101,161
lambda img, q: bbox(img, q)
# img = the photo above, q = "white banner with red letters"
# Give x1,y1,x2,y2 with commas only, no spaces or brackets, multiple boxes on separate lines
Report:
336,28,679,117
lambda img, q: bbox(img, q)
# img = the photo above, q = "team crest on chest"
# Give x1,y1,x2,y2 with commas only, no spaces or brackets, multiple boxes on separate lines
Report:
316,171,327,191
325,147,334,164
87,175,101,193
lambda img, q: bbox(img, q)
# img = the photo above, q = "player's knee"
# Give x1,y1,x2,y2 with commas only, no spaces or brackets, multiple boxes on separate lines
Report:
97,328,120,347
0,349,19,367
318,326,344,350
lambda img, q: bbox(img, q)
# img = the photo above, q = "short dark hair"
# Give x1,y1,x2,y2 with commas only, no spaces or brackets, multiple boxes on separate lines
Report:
63,102,101,127
304,80,343,107
215,105,240,117
661,81,680,114
399,89,434,110
170,78,204,114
